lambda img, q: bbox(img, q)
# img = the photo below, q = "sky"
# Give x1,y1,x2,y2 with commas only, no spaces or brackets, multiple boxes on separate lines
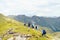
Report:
0,0,60,17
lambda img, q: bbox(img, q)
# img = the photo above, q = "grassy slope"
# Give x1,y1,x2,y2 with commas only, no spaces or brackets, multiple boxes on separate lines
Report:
52,32,60,38
0,14,53,40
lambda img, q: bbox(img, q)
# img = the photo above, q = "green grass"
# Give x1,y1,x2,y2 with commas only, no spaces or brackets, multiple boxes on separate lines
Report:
0,14,53,40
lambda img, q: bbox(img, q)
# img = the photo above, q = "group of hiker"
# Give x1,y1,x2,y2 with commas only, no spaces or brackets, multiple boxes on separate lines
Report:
24,22,46,36
28,22,38,29
24,22,38,30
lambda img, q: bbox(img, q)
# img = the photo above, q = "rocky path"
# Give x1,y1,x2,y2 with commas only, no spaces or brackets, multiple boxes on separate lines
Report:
7,34,31,40
54,37,60,40
8,35,26,40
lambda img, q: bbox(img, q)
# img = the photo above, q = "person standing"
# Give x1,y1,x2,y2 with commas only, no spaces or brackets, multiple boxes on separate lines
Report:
28,22,31,27
35,26,38,30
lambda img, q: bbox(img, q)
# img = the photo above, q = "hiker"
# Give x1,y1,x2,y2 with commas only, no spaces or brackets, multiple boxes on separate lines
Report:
28,22,31,27
32,24,34,28
24,23,26,26
35,26,38,30
42,30,46,36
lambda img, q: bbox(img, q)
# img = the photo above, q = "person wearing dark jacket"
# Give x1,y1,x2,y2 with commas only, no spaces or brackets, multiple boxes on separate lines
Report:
24,23,26,26
28,22,31,27
42,30,46,36
35,26,38,29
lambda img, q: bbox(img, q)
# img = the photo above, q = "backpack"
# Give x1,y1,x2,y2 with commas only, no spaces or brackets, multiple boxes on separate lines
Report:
42,30,46,34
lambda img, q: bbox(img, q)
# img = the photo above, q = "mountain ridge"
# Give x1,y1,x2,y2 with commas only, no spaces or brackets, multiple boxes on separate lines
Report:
8,15,60,32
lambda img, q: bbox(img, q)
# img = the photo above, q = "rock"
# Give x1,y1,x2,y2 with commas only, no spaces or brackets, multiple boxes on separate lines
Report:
7,34,32,40
0,37,2,40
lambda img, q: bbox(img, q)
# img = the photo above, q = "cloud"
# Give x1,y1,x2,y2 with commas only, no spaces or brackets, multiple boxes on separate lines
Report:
0,0,60,17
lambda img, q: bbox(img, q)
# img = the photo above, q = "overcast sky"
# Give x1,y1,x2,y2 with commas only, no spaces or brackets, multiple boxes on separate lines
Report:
0,0,60,17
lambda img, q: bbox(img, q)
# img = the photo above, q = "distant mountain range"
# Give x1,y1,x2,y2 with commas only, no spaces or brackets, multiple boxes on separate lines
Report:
8,15,60,32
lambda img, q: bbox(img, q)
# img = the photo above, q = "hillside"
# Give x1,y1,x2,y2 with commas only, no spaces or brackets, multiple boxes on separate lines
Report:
52,32,60,40
0,14,54,40
8,15,60,32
